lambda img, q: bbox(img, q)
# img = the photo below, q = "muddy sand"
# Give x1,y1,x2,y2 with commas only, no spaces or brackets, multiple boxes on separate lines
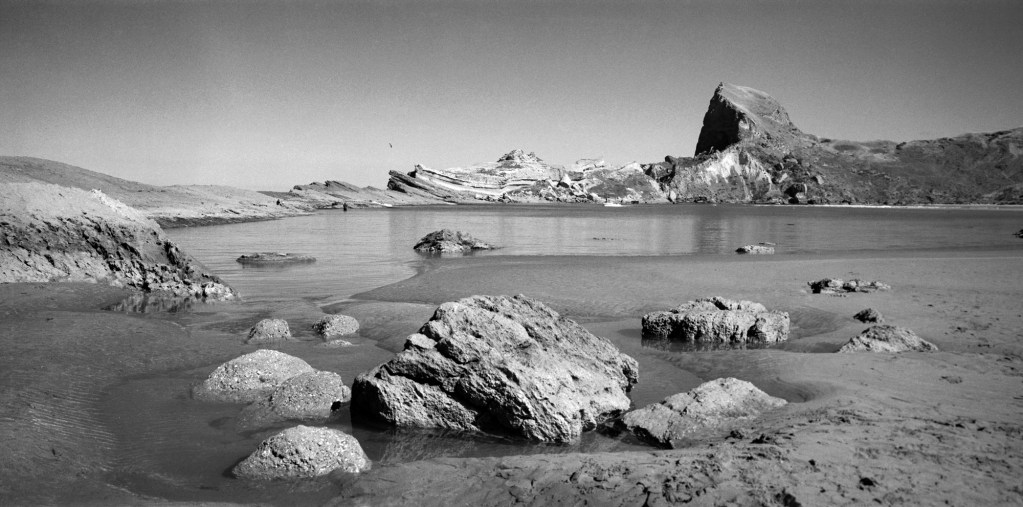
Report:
1,250,1022,505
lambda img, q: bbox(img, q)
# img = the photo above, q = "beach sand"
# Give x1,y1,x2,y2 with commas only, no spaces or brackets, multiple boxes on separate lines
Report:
2,249,1022,505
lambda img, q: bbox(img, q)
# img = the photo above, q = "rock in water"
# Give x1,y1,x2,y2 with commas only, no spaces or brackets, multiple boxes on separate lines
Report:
313,314,360,337
350,295,639,442
233,425,370,480
641,297,789,344
237,370,351,430
808,278,891,294
413,229,495,253
245,318,293,344
838,325,938,353
735,244,775,254
236,252,316,265
621,378,787,448
191,350,314,403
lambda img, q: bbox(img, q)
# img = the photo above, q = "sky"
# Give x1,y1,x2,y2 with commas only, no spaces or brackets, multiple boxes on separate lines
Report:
2,0,1021,190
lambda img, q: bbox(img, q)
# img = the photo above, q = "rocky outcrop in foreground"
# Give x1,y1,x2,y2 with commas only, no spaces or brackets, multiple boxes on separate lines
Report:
641,297,789,344
233,425,370,480
413,229,495,253
0,182,235,300
838,325,938,353
620,378,787,448
351,295,639,442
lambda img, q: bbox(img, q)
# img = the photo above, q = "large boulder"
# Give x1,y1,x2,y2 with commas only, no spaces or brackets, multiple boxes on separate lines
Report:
621,378,787,448
245,318,293,344
350,295,639,443
413,229,495,253
233,425,370,480
838,325,938,353
641,297,789,344
191,350,314,403
313,314,360,338
237,370,351,430
808,278,891,294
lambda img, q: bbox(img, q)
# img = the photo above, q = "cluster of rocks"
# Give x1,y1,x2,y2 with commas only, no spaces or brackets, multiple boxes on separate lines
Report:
413,229,495,253
808,278,891,294
244,314,360,345
641,297,790,345
236,252,316,265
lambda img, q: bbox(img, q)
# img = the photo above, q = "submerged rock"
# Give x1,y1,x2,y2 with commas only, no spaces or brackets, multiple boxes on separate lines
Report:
621,378,787,448
838,325,938,353
191,349,314,403
245,318,293,344
736,244,775,254
236,252,316,265
313,314,359,338
641,297,789,344
853,308,884,323
413,229,495,253
233,425,370,480
237,370,351,430
350,294,638,442
808,278,891,294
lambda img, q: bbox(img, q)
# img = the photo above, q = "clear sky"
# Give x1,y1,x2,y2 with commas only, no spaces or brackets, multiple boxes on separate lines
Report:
2,0,1021,190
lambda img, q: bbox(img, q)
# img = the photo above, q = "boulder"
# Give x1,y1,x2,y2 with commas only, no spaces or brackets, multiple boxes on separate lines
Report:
808,278,891,294
313,314,360,338
245,318,293,344
237,370,351,430
621,378,787,448
233,425,370,480
413,229,495,253
236,252,316,265
350,295,639,442
853,308,884,323
735,244,775,254
191,350,314,403
838,325,938,353
641,297,789,344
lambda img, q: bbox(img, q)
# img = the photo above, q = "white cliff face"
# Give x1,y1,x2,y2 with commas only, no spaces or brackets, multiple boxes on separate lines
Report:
669,148,775,202
409,150,564,197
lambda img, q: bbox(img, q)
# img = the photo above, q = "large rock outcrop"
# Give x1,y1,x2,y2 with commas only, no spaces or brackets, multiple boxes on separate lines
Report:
350,294,639,442
233,425,370,480
413,229,495,253
641,297,789,345
0,182,235,300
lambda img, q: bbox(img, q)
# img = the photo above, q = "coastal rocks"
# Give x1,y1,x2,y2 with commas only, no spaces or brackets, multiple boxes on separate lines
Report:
808,278,891,294
313,314,360,338
350,294,639,442
736,243,775,254
838,325,938,353
641,297,789,344
191,349,315,403
390,150,564,200
245,318,293,344
620,378,787,448
237,371,351,430
236,252,316,265
854,308,884,323
413,229,495,253
233,425,370,480
0,182,235,300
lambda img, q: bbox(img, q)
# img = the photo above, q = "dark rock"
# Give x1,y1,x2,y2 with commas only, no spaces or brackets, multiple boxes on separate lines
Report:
620,378,787,448
853,308,884,323
245,318,293,344
736,244,775,254
191,350,314,403
350,294,638,442
233,425,370,479
413,229,495,253
838,325,938,353
236,252,316,265
1014,229,1023,238
237,370,351,430
808,278,891,294
313,314,359,337
641,297,789,344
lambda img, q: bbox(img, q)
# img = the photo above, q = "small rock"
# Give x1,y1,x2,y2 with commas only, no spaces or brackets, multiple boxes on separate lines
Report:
853,308,884,323
233,425,370,480
191,350,314,403
413,229,495,253
236,252,316,265
313,314,359,338
838,325,938,353
736,244,775,254
237,370,352,430
246,318,293,344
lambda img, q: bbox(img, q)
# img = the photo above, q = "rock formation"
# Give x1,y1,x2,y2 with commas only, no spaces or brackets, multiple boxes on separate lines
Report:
236,252,316,265
350,295,639,442
314,314,360,338
237,370,351,430
853,308,884,323
191,349,315,403
620,378,787,448
413,229,495,253
736,244,775,254
245,318,293,344
838,325,938,353
0,182,235,300
641,297,789,344
808,278,891,294
233,425,370,479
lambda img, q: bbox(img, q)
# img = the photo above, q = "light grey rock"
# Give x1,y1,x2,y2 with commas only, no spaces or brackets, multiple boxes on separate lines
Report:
413,229,494,253
853,308,884,323
191,349,314,403
351,294,638,443
808,278,891,294
233,425,370,480
838,325,938,353
313,314,359,338
621,377,787,448
735,244,775,254
641,296,789,344
237,370,351,430
245,318,293,344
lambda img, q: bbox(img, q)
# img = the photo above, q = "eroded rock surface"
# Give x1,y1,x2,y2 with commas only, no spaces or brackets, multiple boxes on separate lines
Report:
413,230,495,253
620,378,787,448
191,349,314,403
237,370,351,430
809,278,891,294
838,325,938,353
641,296,789,344
314,314,360,337
233,425,370,480
245,318,293,344
350,295,638,442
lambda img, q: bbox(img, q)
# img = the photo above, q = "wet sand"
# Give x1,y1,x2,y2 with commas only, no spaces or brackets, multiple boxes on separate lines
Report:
2,249,1022,505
